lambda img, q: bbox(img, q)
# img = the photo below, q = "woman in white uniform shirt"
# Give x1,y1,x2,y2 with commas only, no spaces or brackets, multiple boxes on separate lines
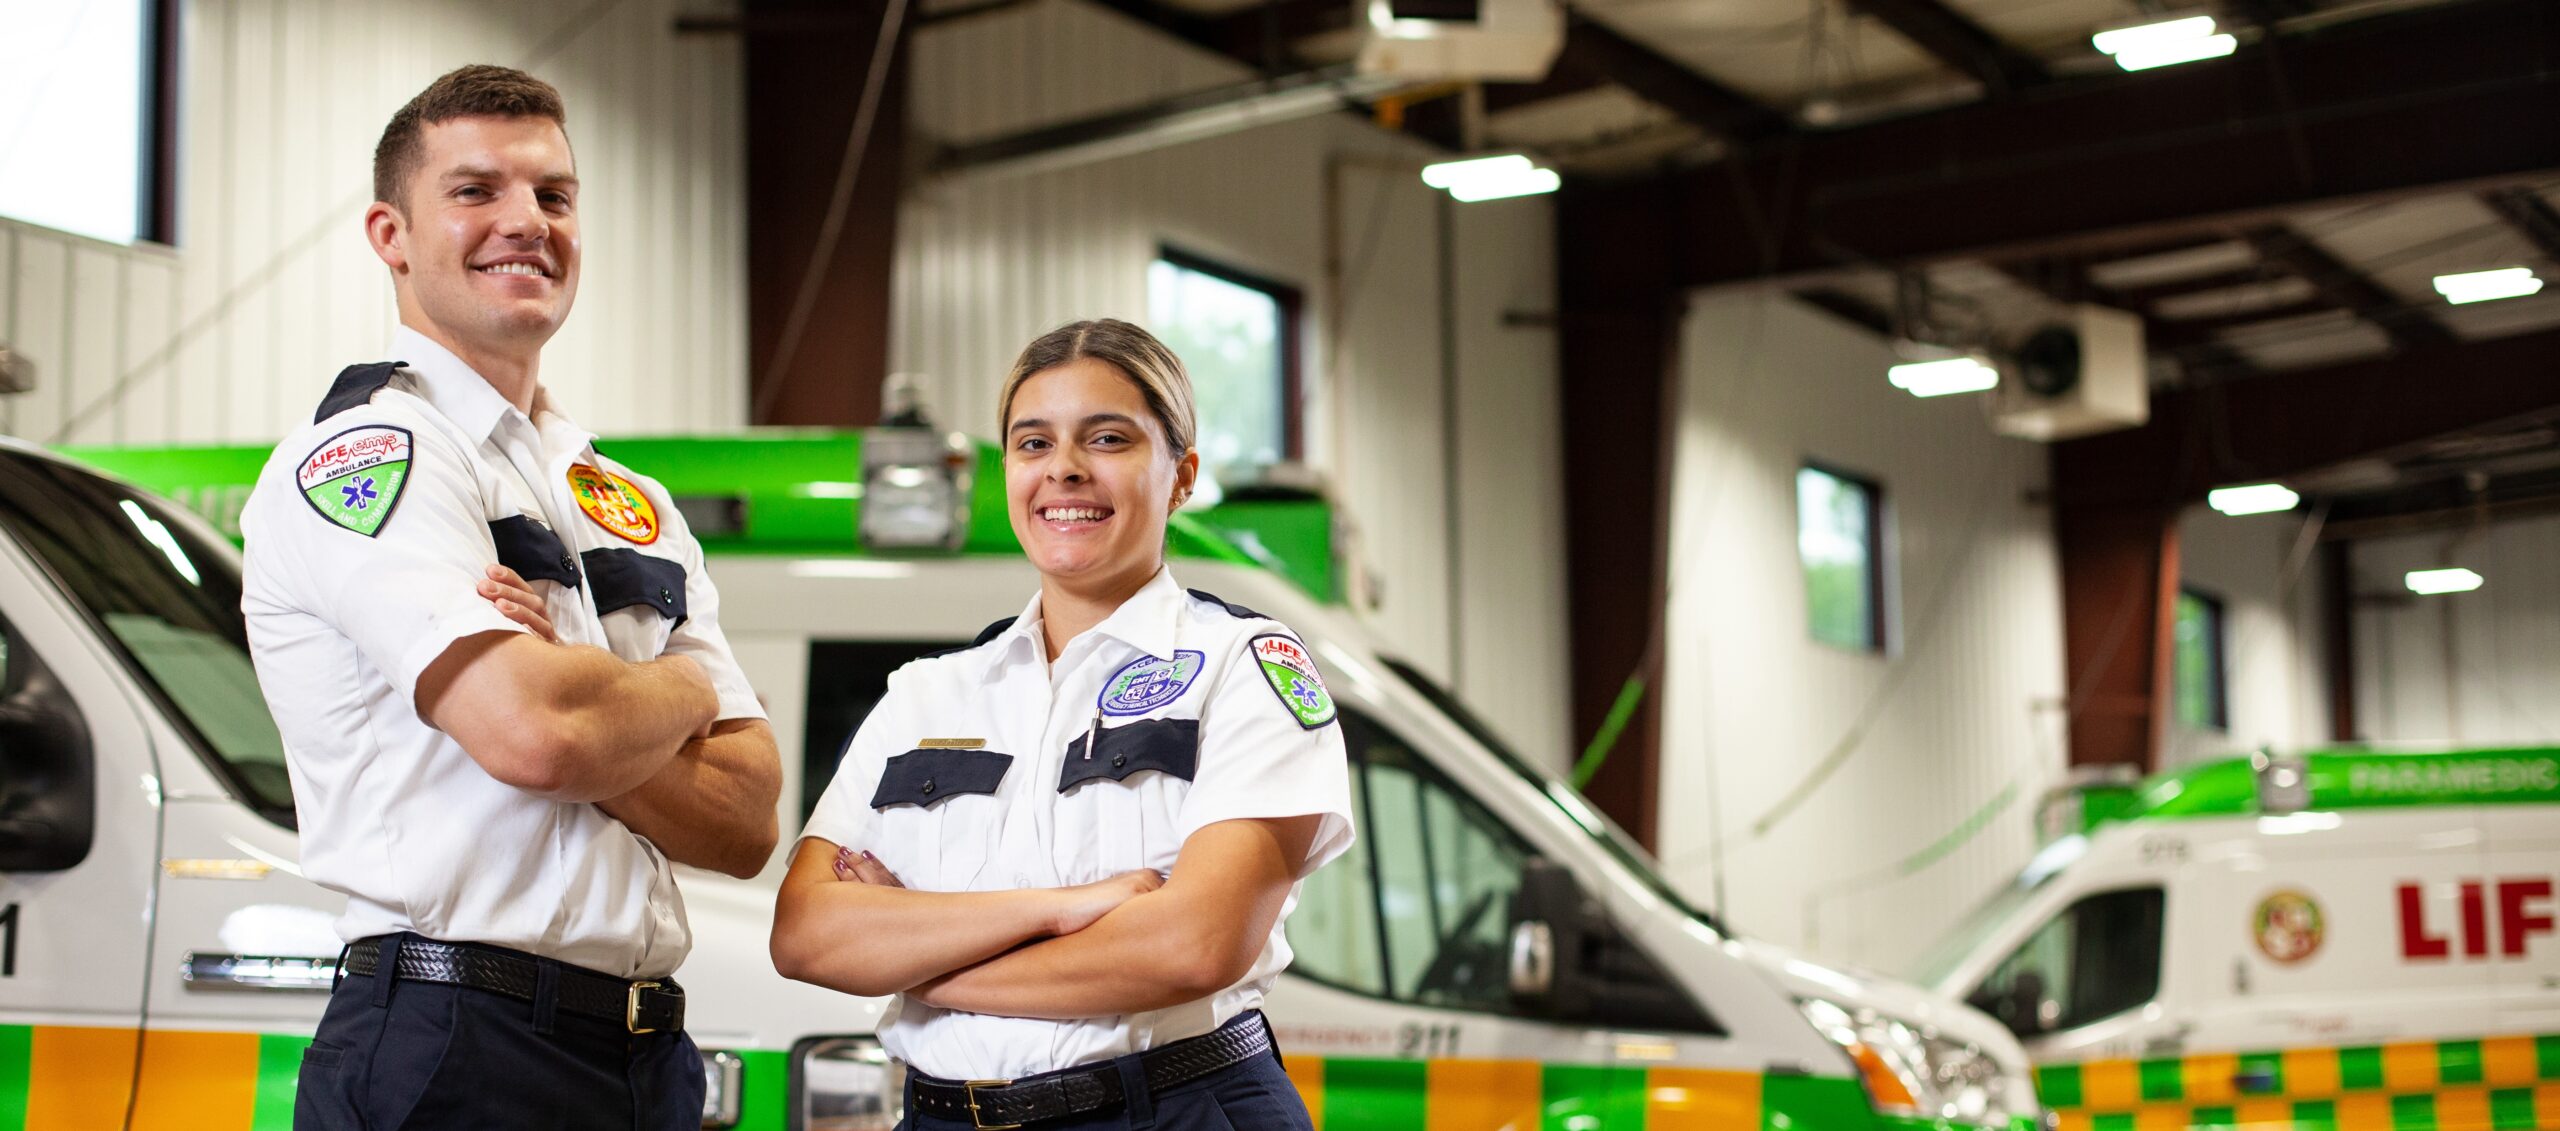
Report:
774,319,1355,1130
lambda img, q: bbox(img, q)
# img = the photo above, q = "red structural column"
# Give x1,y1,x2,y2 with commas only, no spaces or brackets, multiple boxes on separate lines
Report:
2054,504,2180,770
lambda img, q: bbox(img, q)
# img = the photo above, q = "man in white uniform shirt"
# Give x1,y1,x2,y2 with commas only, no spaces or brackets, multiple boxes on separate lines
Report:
240,65,780,1131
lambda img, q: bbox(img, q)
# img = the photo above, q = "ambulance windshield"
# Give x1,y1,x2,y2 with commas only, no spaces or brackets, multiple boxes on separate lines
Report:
1378,656,1725,933
1910,832,2089,987
0,451,293,826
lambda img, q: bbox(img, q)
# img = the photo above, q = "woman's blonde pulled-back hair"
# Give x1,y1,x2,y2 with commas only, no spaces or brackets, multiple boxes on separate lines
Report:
998,319,1198,459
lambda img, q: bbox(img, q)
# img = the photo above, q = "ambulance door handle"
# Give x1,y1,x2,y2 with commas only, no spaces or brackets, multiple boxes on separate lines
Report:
180,952,338,992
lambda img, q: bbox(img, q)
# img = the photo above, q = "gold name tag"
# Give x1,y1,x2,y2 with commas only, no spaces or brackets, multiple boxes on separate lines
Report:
917,738,986,749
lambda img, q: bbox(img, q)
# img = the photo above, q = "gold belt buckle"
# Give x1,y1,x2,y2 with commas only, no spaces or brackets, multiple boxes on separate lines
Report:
965,1079,1021,1130
626,980,662,1034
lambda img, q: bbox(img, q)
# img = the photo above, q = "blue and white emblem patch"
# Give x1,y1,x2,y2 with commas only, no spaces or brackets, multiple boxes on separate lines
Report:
1098,650,1206,716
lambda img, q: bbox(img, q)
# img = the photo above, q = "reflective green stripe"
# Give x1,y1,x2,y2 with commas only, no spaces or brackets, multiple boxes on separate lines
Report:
735,1049,789,1131
2341,1046,2387,1091
2488,1087,2537,1129
1539,1064,1643,1130
0,1024,27,1130
2438,1040,2484,1086
2538,1036,2560,1080
2292,1098,2338,1129
1320,1058,1426,1130
2037,1064,2084,1108
2091,1114,2136,1131
1759,1073,1874,1131
2191,1105,2238,1129
251,1035,309,1131
2390,1092,2435,1131
2139,1057,2183,1102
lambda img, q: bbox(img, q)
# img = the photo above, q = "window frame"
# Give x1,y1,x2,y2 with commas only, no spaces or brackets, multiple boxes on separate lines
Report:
1795,460,1889,654
1150,245,1305,462
0,0,182,245
2173,587,2229,731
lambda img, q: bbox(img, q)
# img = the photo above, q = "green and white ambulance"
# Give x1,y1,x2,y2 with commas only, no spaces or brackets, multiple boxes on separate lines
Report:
1914,747,2560,1131
1,429,2040,1130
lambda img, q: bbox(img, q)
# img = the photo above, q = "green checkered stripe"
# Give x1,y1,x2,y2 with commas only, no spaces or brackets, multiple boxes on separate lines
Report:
2034,1033,2560,1131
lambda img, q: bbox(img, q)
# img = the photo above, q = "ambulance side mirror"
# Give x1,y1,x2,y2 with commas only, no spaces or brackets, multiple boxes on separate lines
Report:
1966,969,2050,1038
1508,858,1596,1019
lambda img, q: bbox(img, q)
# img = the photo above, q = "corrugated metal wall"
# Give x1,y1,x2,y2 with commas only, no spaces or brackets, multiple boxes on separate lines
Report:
2165,508,2331,767
2351,514,2560,744
894,0,1573,766
1658,291,2070,975
0,0,747,447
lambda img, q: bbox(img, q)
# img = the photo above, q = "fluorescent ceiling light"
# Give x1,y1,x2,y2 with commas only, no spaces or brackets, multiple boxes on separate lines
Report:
2111,32,2235,70
2433,267,2544,305
1422,154,1531,189
2092,15,2232,70
1887,355,1999,397
1421,154,1561,202
1450,166,1560,202
2405,568,2484,595
2091,14,2217,55
2207,483,2300,516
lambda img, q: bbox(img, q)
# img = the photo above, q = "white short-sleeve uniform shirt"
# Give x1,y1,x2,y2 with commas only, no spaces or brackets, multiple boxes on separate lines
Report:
239,326,766,979
802,565,1355,1081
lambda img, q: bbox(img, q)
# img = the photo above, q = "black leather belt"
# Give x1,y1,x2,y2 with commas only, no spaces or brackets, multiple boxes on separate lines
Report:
343,936,685,1034
907,1011,1275,1129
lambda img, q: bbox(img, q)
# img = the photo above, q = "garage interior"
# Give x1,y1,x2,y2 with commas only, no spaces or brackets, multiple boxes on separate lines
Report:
0,0,2554,1088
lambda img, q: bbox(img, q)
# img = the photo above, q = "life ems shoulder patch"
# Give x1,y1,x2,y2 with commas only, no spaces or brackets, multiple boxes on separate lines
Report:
566,463,660,544
1098,650,1206,716
297,425,414,537
1249,633,1335,730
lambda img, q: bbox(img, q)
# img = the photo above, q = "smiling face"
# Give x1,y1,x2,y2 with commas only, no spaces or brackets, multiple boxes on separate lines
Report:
365,115,580,359
1004,356,1199,595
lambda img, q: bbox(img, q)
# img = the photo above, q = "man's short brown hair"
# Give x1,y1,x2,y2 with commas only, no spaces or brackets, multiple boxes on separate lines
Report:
373,65,568,211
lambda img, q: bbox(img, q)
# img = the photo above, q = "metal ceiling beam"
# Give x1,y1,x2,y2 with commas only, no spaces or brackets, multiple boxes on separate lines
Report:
1399,12,1788,151
1792,287,1896,337
1617,0,2560,288
1995,260,2256,378
2242,224,2453,350
1546,14,1791,140
1838,0,2049,95
2481,186,2560,263
2052,324,2560,509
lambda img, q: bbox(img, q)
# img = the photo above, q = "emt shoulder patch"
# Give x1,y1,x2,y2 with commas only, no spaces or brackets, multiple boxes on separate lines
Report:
297,425,414,537
1249,632,1335,730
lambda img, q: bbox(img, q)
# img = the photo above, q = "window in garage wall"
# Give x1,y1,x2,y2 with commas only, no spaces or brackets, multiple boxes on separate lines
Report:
1147,249,1302,478
0,0,177,245
2173,588,2228,730
1797,464,1886,652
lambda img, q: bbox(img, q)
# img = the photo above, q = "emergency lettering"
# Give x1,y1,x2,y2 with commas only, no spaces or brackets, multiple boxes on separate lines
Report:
2397,876,2555,959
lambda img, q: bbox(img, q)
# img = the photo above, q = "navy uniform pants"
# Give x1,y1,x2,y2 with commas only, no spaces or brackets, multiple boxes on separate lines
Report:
901,1047,1313,1131
294,937,704,1131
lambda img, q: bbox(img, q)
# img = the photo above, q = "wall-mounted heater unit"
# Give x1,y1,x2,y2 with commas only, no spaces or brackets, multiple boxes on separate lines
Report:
1992,303,2149,441
1355,0,1564,82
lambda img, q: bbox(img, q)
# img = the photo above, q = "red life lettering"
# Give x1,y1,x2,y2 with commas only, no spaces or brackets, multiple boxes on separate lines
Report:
2461,881,2488,958
2499,879,2554,958
2399,883,2450,959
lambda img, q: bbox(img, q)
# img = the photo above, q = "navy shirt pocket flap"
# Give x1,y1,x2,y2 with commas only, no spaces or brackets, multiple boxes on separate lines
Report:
872,748,1013,809
490,515,581,588
581,547,688,626
1058,718,1200,791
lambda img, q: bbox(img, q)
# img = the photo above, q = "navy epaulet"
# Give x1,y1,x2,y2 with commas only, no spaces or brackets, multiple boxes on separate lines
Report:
1187,589,1269,621
919,616,1018,660
313,361,407,423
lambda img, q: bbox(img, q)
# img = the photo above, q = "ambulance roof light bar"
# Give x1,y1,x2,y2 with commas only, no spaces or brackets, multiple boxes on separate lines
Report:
859,374,975,553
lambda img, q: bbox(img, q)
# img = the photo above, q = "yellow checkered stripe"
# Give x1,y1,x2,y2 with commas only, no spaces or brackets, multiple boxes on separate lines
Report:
2038,1034,2560,1131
